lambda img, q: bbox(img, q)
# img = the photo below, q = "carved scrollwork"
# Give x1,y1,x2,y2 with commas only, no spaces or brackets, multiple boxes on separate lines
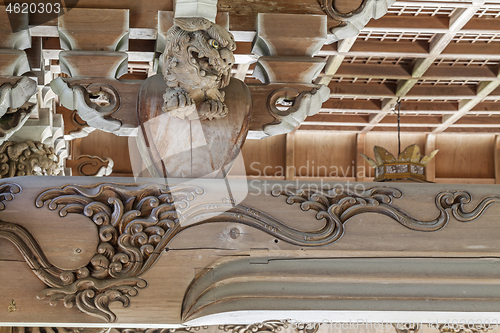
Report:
271,186,500,243
438,324,494,333
66,155,114,177
50,78,136,136
220,321,289,333
0,140,62,178
6,182,500,322
263,85,330,137
32,183,205,322
0,182,21,210
0,77,37,144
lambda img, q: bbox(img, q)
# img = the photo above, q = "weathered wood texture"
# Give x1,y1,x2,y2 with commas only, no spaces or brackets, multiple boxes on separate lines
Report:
1,176,500,325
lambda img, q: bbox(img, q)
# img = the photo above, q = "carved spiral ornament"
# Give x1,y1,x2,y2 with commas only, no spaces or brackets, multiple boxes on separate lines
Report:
0,182,21,210
2,181,500,322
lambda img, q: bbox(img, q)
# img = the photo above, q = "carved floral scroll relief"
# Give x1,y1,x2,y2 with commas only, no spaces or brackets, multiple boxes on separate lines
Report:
2,181,500,322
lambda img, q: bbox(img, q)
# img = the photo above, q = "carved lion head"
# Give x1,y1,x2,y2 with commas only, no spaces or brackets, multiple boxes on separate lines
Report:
0,140,61,178
161,17,236,92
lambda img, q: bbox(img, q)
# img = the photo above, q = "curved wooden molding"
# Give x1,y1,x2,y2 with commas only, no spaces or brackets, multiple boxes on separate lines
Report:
321,0,397,42
182,256,500,323
50,78,136,136
263,85,330,137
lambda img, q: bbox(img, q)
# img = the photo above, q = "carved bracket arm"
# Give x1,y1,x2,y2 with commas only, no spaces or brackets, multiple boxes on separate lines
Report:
50,78,137,137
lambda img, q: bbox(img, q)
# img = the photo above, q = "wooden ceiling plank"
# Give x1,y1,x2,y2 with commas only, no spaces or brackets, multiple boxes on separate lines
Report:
332,63,499,81
433,80,500,133
362,2,484,132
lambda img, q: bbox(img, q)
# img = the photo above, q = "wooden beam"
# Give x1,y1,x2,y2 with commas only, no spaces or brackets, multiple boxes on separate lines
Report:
317,37,356,86
433,81,500,133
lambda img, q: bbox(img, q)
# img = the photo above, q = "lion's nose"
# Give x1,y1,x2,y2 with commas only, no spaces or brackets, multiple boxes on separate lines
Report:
220,48,234,67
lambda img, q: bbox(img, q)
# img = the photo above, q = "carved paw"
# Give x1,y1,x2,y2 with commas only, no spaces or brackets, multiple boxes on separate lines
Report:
199,99,228,121
162,90,196,119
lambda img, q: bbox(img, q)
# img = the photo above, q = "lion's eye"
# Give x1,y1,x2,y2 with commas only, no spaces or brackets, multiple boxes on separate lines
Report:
209,39,219,49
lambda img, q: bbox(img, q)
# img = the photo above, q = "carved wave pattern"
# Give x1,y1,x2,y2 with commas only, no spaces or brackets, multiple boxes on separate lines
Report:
33,183,205,322
271,187,500,240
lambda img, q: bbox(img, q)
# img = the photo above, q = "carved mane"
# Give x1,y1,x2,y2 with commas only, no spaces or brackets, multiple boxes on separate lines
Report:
0,140,61,178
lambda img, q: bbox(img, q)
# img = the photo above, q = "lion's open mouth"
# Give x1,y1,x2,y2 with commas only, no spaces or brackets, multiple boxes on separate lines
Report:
190,50,226,77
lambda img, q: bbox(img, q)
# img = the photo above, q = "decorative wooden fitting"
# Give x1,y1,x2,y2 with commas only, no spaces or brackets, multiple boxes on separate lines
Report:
249,13,329,137
319,0,397,41
0,140,62,178
66,155,114,177
247,83,329,139
262,85,330,137
160,17,236,121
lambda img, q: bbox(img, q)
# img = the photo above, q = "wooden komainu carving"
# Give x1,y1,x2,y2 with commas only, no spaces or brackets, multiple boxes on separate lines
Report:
161,17,236,120
0,140,61,178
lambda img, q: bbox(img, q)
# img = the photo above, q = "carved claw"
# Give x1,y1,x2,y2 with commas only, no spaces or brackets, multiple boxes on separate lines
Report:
199,99,228,121
162,90,196,119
